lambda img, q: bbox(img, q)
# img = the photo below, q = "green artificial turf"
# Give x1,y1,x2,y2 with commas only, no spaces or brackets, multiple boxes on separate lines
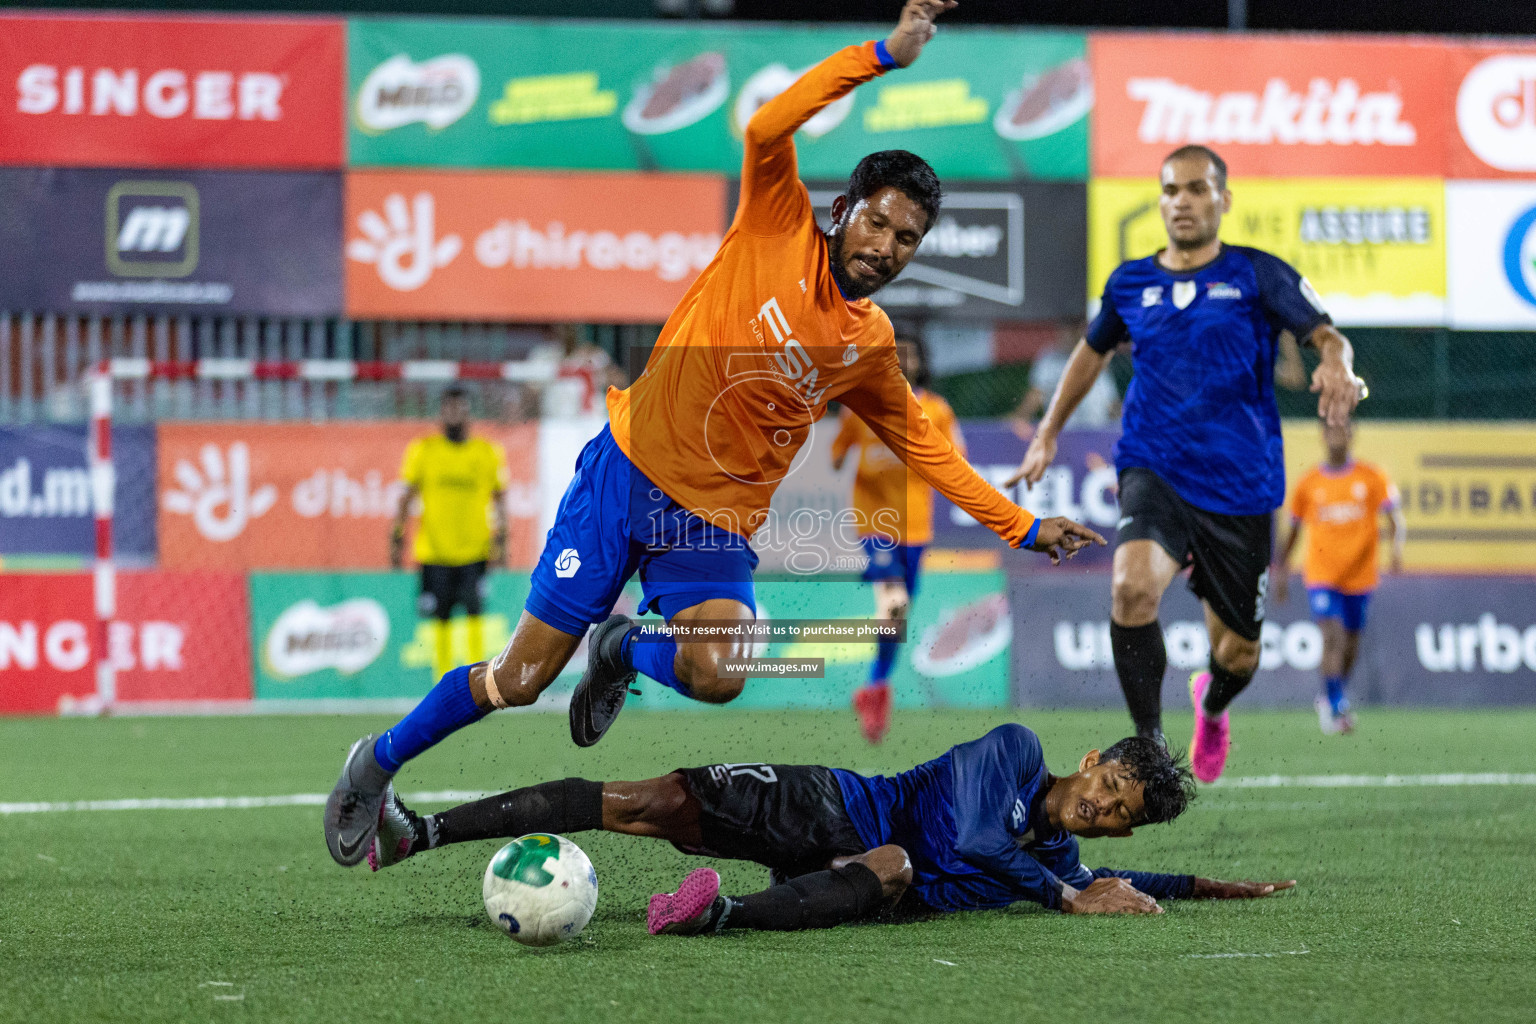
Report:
3,708,1533,1024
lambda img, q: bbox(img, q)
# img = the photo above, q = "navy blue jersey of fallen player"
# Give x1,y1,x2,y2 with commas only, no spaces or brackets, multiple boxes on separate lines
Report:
831,723,1194,911
1086,244,1331,517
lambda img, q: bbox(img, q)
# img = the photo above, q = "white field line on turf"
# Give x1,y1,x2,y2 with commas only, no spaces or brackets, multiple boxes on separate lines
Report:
1184,950,1310,959
4,774,1536,815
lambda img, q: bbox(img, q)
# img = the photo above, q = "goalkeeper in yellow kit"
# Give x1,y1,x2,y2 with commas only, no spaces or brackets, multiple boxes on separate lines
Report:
390,385,510,680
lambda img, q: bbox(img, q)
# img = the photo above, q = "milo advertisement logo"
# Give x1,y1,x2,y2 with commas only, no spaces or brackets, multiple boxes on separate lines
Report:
263,598,389,679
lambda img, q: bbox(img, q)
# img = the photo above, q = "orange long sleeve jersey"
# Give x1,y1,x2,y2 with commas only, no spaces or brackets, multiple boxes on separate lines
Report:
607,41,1035,547
831,389,964,546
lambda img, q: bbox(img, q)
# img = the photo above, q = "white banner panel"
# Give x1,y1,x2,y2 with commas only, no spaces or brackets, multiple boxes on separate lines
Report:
1447,181,1536,329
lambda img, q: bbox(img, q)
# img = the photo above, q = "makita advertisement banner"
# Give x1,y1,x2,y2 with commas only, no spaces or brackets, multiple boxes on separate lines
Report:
0,13,343,169
0,571,252,714
1011,572,1536,708
802,181,1087,320
0,424,155,558
0,168,343,316
1089,33,1449,178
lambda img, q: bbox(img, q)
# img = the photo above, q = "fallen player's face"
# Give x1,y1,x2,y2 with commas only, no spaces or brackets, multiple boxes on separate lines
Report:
1158,157,1228,250
1057,761,1145,838
829,187,929,299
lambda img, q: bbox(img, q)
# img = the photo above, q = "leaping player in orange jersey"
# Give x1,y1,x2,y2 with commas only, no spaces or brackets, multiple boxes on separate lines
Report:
324,0,1105,869
830,330,959,743
1272,421,1405,735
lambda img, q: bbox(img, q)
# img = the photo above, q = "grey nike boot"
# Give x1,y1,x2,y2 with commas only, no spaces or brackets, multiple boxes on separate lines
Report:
569,614,640,747
323,734,394,866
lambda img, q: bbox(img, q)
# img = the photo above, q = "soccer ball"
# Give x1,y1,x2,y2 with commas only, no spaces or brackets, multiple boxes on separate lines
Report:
482,833,598,947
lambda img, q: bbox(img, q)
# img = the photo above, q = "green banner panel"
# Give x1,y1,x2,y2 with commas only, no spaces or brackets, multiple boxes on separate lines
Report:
250,570,1009,708
347,19,1088,181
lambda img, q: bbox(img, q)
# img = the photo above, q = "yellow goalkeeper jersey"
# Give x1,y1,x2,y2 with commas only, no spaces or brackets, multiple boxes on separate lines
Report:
400,434,509,566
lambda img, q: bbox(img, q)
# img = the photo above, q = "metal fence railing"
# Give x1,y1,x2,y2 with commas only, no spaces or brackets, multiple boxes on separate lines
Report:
0,314,660,424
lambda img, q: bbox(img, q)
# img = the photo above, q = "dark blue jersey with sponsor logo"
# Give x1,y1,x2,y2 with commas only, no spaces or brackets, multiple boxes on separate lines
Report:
1086,244,1331,516
832,724,1193,911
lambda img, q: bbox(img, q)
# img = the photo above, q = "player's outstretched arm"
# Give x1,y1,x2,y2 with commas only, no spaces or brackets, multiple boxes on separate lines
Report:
1191,877,1297,899
1308,324,1360,428
1005,339,1112,488
389,484,416,570
883,0,958,68
1062,877,1163,915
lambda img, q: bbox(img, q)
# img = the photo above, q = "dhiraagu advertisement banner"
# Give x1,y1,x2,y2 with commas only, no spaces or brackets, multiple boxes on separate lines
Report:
1089,177,1447,325
347,19,1088,181
249,569,1009,707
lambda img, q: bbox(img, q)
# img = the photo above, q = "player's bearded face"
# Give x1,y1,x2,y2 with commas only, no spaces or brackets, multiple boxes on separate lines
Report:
1159,157,1229,250
828,187,929,299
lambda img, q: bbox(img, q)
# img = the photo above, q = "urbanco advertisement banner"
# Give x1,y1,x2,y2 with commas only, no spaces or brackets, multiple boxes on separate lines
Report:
250,570,1010,709
799,180,1087,320
157,421,540,571
1449,43,1536,178
1090,33,1449,178
1446,181,1536,330
344,170,726,322
0,424,155,559
0,13,343,169
0,168,343,316
1089,177,1446,326
346,19,1089,181
1281,421,1536,574
1012,572,1536,708
0,571,251,714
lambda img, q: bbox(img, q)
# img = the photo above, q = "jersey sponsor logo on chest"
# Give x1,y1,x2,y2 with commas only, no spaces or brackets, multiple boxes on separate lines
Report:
756,295,834,406
1149,279,1242,310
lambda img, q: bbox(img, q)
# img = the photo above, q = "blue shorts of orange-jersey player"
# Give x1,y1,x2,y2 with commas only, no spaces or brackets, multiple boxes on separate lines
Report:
860,536,925,598
526,424,759,639
1306,587,1372,633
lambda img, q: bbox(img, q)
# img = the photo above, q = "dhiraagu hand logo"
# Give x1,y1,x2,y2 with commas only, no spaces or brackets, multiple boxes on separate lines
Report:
1503,204,1536,309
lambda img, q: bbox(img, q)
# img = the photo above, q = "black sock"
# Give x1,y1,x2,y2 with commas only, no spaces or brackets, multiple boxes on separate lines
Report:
1111,620,1167,741
718,863,884,932
1202,660,1253,715
428,778,604,847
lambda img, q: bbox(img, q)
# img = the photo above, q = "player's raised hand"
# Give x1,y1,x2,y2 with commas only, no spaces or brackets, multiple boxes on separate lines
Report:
1192,878,1297,899
1030,516,1107,565
1004,431,1056,488
884,0,958,68
1064,877,1163,915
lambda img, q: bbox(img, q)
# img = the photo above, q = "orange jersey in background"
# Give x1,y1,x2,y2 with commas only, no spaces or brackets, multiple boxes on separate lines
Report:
831,389,963,545
1290,461,1400,593
606,42,1033,548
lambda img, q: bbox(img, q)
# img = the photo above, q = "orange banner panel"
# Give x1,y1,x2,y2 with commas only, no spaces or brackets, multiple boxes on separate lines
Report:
157,421,540,571
1090,33,1450,178
1449,43,1536,179
344,170,726,322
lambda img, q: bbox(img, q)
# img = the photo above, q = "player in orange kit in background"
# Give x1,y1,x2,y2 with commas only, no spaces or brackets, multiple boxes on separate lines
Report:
1272,421,1404,734
831,330,960,743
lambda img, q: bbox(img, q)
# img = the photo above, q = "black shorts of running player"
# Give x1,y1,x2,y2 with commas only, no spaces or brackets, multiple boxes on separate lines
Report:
1117,467,1272,642
418,561,488,621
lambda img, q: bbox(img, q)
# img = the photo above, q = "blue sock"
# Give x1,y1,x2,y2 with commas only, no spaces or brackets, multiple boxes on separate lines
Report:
1325,676,1348,715
870,640,898,684
374,665,488,773
630,632,689,696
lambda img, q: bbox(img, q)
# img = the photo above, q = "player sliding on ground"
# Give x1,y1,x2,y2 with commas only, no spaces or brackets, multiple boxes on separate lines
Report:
368,722,1292,930
324,0,1103,867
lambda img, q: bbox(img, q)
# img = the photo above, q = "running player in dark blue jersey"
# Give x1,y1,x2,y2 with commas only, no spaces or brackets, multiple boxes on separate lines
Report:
1008,145,1364,783
366,723,1292,931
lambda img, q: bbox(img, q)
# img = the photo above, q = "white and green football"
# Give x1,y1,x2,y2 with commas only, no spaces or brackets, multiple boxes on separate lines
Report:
482,834,598,947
